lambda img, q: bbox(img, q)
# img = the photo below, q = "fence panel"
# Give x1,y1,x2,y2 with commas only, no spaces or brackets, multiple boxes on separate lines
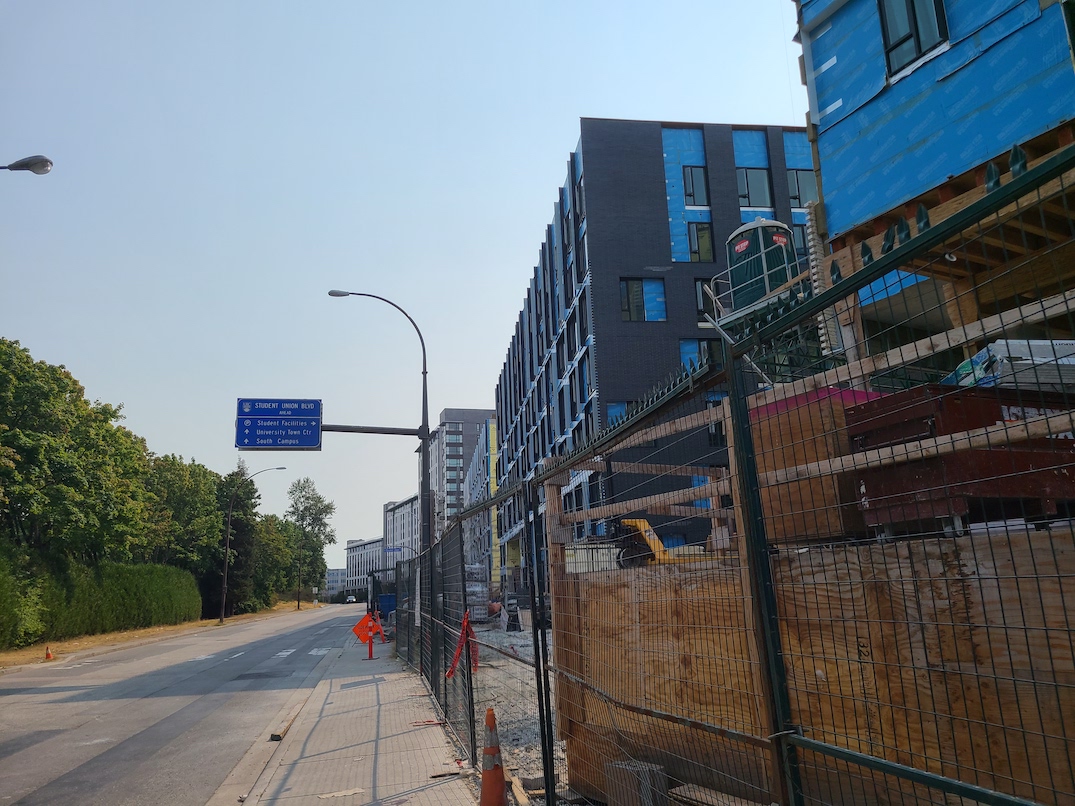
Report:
533,144,1075,805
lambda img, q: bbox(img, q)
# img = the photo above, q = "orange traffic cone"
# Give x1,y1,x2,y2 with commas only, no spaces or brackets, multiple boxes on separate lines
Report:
44,646,54,661
480,707,507,806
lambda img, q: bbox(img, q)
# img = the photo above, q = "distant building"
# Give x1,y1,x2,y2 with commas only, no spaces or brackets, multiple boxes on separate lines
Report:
383,494,420,562
324,568,346,599
345,537,384,599
463,417,498,595
430,408,496,540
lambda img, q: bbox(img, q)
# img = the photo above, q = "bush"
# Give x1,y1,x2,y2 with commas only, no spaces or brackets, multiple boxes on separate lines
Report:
0,562,202,649
0,557,22,648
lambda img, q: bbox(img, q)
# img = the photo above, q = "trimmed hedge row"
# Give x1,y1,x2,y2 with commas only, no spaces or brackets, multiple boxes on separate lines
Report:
0,559,202,649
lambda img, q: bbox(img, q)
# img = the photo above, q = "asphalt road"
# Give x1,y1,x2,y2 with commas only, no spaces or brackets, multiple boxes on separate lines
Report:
0,605,365,805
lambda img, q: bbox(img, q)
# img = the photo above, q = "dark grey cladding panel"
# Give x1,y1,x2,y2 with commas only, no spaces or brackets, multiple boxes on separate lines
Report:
767,126,794,230
703,125,740,269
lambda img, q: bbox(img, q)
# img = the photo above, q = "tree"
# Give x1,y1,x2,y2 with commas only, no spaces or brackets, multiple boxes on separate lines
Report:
214,461,262,618
138,455,222,572
248,514,298,611
0,339,152,566
285,478,336,604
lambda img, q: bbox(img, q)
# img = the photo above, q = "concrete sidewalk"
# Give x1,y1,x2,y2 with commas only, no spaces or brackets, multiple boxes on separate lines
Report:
215,635,477,806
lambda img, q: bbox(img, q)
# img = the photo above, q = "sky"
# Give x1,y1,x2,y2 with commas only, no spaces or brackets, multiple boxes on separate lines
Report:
1,1,809,571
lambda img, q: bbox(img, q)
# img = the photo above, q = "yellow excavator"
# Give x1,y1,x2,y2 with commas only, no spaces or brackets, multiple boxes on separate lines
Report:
613,518,710,568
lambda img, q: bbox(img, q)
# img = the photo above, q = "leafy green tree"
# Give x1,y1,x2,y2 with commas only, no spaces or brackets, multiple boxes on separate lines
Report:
247,514,298,611
214,461,262,618
138,455,222,572
285,478,336,602
0,339,151,566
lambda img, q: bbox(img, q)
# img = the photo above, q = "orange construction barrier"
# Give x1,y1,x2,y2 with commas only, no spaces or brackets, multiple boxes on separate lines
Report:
480,707,507,806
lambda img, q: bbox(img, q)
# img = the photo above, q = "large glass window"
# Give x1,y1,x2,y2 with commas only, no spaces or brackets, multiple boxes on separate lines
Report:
787,169,819,207
879,0,948,75
620,278,667,322
737,168,772,208
688,222,714,262
683,165,709,206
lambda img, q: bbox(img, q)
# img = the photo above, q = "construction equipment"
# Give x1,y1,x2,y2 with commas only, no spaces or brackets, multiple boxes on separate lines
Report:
613,518,709,568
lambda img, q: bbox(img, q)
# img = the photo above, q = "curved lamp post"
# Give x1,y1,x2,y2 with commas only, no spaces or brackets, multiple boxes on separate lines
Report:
327,290,431,555
220,466,286,624
1,155,53,175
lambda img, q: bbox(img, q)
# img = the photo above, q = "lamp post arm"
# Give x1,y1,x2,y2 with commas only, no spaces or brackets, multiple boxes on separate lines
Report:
332,292,427,377
329,290,432,552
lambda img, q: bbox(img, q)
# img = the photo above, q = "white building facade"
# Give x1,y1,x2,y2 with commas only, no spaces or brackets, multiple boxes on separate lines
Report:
384,494,420,563
345,538,386,599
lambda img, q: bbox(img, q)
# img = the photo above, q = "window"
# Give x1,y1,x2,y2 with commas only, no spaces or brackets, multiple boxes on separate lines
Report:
446,483,458,491
447,458,463,467
680,339,723,371
683,166,709,206
879,0,948,75
695,279,719,324
446,434,463,443
737,168,772,208
620,278,667,322
792,224,809,262
607,401,627,424
688,222,714,262
787,170,819,208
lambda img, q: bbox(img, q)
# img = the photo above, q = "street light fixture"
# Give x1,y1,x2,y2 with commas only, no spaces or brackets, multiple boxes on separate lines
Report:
327,290,431,555
1,155,53,175
220,466,286,624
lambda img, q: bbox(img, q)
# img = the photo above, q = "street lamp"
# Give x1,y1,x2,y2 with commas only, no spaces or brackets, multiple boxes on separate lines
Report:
328,290,431,555
220,466,286,624
1,155,53,175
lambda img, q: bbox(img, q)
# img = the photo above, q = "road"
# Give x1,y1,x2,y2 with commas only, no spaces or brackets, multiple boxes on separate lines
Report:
0,605,362,805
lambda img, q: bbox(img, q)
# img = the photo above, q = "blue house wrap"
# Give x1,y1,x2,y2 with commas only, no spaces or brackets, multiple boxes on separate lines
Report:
798,0,1075,239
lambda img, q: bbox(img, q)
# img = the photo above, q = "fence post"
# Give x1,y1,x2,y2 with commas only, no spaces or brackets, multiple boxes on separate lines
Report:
526,481,558,804
724,343,804,806
460,524,478,766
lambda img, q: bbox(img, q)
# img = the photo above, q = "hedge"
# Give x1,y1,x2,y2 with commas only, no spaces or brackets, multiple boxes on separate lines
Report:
0,558,202,649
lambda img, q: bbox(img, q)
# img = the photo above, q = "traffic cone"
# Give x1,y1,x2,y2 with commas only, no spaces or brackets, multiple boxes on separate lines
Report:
44,646,53,661
480,707,507,806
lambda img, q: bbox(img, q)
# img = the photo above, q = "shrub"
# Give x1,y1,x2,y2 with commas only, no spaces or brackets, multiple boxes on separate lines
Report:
0,562,202,649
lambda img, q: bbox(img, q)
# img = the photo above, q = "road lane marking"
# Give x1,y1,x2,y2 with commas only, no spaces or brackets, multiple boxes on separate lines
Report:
309,648,331,655
190,654,216,661
226,652,245,660
274,650,295,658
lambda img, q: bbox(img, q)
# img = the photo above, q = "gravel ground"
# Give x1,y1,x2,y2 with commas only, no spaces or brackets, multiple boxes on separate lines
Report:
470,621,569,802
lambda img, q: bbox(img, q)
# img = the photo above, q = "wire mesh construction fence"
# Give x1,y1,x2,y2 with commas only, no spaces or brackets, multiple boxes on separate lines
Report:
397,140,1075,806
535,142,1075,805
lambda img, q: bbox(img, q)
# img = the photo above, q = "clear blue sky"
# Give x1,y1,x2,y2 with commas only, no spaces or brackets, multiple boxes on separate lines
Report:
1,1,808,571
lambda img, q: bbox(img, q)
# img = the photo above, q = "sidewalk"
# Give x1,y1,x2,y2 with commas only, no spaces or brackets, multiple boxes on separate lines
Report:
219,635,477,806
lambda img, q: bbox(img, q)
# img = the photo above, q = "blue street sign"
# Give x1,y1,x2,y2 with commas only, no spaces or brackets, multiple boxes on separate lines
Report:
236,399,322,418
384,547,403,553
236,398,322,450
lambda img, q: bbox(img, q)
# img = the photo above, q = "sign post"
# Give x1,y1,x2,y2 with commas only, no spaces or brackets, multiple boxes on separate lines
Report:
235,399,322,451
352,613,385,660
